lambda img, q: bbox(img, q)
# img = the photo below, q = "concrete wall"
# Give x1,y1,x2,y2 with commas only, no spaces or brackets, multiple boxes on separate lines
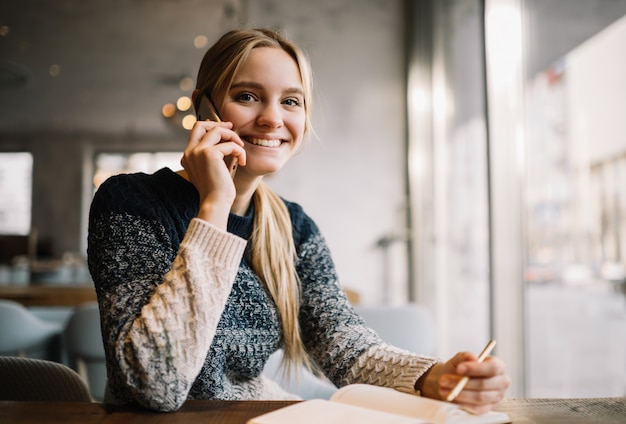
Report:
248,0,409,303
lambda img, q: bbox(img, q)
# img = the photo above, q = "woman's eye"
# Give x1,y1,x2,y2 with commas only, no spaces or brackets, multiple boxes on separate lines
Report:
235,92,255,102
283,98,302,107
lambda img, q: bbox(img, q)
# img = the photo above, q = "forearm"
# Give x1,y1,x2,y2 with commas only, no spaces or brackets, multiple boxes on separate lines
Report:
345,343,439,396
93,218,246,410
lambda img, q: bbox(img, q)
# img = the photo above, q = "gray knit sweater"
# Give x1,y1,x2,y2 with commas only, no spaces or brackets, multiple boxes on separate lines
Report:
87,168,437,411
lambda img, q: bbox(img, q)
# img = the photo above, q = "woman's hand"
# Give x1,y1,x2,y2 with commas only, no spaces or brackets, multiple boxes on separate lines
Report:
418,352,510,414
180,120,246,228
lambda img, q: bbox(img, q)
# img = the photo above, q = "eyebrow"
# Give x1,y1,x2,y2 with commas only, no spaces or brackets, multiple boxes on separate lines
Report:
230,81,304,96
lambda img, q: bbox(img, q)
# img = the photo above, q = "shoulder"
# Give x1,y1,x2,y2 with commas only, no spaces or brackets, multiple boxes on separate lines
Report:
90,168,197,218
281,197,322,246
87,169,198,263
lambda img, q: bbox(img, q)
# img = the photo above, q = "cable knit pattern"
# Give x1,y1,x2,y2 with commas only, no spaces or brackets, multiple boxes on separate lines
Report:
87,168,438,411
346,344,439,395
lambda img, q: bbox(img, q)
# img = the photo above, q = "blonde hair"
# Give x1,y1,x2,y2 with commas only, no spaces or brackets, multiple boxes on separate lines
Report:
195,28,314,373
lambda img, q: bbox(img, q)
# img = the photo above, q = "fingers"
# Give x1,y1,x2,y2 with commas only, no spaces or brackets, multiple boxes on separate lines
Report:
457,356,506,378
445,377,509,414
441,371,509,396
439,354,510,413
188,120,244,148
447,351,476,368
182,120,246,174
440,375,509,414
185,120,245,162
180,120,247,210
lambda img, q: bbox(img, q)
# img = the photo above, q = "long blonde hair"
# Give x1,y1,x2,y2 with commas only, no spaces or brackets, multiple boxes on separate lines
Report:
195,28,314,373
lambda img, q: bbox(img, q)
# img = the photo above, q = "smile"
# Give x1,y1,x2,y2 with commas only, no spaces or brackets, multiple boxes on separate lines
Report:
243,136,283,148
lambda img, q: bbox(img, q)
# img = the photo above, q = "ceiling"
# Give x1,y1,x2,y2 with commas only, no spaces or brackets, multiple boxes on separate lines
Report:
0,0,243,134
524,0,626,76
1,0,625,135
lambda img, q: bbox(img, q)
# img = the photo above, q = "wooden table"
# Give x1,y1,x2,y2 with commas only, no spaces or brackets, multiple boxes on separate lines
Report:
0,284,96,307
496,397,626,423
0,398,625,424
0,400,296,424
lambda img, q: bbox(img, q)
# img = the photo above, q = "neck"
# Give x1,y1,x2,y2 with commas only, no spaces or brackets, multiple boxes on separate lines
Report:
231,173,263,216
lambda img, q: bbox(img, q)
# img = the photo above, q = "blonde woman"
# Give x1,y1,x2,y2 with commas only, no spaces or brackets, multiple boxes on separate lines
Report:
88,28,509,413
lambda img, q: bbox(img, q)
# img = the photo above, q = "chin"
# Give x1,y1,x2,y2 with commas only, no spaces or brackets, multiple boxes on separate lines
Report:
247,160,289,176
259,167,283,177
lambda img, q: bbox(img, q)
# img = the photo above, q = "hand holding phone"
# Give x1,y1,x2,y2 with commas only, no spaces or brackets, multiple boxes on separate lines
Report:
196,96,239,178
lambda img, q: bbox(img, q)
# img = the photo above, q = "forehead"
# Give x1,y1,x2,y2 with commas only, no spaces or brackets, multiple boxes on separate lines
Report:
233,47,303,89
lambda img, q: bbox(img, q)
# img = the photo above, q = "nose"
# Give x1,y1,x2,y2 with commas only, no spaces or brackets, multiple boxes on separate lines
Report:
256,102,283,128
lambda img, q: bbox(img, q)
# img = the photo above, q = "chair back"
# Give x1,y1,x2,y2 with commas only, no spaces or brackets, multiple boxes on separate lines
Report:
63,302,107,401
263,303,436,400
354,303,436,356
0,356,92,401
0,299,63,359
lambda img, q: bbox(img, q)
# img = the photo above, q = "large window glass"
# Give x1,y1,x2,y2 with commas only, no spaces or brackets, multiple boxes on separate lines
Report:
409,0,626,397
92,151,182,192
523,10,626,397
0,152,33,235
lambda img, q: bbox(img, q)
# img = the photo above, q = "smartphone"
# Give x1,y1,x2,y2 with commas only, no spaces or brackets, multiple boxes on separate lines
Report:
197,96,238,178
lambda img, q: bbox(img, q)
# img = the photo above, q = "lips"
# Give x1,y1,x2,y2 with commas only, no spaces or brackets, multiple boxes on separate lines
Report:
242,136,283,148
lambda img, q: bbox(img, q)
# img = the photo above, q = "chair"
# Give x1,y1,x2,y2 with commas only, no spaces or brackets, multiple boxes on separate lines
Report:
0,299,63,360
353,303,436,356
0,356,92,401
264,303,436,399
63,302,107,401
263,349,338,400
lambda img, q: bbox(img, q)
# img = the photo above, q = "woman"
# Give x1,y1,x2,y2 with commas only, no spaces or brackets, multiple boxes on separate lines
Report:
88,28,509,413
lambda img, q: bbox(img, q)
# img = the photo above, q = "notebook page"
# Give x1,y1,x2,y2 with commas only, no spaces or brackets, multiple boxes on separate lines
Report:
330,385,510,424
331,384,454,421
247,399,431,424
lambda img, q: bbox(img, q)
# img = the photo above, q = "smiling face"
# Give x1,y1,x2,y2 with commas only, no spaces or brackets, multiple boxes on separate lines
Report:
220,47,306,178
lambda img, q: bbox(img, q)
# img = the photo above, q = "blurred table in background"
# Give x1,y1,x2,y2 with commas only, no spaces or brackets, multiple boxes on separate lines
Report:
0,285,96,307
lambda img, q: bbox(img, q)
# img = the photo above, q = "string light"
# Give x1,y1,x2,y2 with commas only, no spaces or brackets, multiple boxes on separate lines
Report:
49,64,61,77
176,96,192,111
181,114,196,130
161,103,176,118
194,35,208,49
179,76,194,92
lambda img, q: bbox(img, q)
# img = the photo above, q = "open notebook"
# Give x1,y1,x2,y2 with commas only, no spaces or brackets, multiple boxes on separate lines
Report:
248,384,510,424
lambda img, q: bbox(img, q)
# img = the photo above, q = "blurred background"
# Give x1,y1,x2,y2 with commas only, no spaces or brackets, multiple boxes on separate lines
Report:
1,0,625,399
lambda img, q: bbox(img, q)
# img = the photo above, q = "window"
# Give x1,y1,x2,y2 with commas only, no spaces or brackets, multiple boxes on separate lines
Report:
0,152,33,235
92,151,182,192
408,0,626,397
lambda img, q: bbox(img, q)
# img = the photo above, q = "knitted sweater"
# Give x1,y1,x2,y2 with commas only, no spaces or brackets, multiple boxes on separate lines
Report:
87,168,437,411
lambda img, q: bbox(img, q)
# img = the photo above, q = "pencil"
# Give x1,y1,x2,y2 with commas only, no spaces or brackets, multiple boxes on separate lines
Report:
446,339,497,402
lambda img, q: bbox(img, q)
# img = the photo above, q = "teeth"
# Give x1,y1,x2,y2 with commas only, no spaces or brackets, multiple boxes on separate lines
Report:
245,137,282,147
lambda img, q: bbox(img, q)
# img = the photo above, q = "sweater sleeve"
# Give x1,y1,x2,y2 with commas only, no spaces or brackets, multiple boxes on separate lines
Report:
89,201,246,411
295,218,438,396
